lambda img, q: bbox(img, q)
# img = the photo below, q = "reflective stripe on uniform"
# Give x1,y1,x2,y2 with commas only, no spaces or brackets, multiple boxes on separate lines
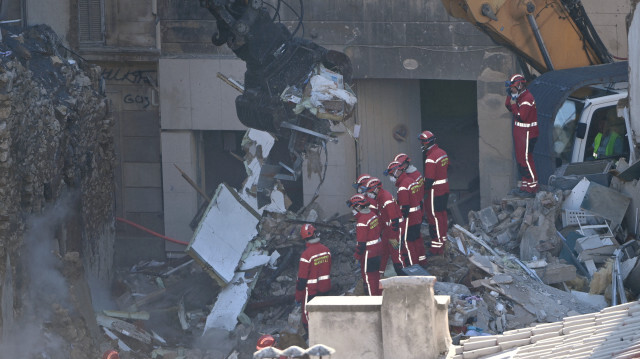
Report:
382,199,394,208
433,179,447,185
307,275,330,284
515,121,537,128
409,206,420,212
366,238,381,246
520,101,535,107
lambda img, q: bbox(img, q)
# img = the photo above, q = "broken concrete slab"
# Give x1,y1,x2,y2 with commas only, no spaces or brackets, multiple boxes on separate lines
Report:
534,263,577,285
575,235,616,253
580,180,631,230
96,314,152,344
187,183,261,285
478,206,499,232
570,290,608,310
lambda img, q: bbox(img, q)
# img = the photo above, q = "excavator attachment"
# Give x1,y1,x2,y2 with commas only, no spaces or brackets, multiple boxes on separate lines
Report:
441,0,612,73
196,0,354,207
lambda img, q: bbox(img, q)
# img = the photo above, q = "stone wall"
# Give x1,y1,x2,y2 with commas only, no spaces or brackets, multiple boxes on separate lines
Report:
0,25,115,325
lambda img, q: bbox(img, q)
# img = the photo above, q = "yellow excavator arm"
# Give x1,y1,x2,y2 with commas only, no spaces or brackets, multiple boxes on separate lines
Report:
441,0,612,73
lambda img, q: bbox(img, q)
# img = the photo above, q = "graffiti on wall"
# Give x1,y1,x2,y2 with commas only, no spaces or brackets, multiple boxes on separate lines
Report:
101,68,157,86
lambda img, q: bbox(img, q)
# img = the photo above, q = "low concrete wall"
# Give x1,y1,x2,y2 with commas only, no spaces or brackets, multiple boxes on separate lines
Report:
307,296,384,359
307,276,451,359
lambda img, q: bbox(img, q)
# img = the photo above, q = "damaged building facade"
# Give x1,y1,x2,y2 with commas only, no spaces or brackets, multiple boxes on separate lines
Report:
0,0,638,358
7,0,628,257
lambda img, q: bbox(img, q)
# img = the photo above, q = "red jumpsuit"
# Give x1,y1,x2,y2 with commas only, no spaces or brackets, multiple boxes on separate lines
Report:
396,172,427,266
355,211,383,295
375,188,405,275
424,144,450,254
505,89,539,193
295,241,332,326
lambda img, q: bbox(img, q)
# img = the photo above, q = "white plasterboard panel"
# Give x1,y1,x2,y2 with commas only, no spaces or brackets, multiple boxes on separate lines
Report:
562,178,590,210
239,252,271,271
187,183,260,284
204,272,250,332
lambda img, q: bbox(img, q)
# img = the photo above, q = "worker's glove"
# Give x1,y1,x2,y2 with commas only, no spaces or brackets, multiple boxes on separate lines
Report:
389,239,400,250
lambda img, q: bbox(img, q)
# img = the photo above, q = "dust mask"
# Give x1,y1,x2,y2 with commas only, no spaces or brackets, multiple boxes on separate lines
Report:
366,192,376,199
352,209,358,216
389,176,396,183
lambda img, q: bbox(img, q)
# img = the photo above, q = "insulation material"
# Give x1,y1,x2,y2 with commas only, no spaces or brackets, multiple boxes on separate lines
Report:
187,183,260,285
204,272,251,332
239,129,287,214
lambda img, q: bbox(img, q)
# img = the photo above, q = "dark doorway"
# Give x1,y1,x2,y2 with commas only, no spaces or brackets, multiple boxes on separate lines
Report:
201,130,304,212
203,131,247,194
420,80,480,223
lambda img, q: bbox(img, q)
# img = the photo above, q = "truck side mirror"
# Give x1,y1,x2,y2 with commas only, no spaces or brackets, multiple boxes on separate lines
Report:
576,123,587,139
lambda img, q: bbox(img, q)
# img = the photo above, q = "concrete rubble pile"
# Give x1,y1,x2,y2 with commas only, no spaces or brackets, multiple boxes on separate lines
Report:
438,167,640,342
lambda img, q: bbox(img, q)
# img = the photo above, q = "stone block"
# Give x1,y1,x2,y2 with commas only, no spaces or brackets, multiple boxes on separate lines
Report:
478,206,499,232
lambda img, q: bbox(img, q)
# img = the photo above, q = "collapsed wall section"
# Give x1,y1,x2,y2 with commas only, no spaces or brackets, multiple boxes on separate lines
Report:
0,24,115,341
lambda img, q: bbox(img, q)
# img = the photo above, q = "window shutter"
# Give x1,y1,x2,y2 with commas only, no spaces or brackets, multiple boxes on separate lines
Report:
79,0,103,43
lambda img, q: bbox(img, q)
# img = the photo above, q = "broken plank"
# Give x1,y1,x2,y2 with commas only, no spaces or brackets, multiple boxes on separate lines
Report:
103,310,150,321
96,314,152,344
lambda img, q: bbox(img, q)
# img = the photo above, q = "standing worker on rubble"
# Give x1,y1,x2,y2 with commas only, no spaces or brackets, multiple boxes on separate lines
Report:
364,177,406,276
353,173,378,212
295,224,332,335
505,73,539,198
385,161,427,267
419,130,450,255
394,153,425,203
347,194,383,295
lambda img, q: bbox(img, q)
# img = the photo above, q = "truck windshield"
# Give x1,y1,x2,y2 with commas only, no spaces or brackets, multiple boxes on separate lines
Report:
552,100,579,164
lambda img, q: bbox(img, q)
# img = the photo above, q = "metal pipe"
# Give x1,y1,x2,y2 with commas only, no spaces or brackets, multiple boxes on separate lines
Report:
526,13,555,71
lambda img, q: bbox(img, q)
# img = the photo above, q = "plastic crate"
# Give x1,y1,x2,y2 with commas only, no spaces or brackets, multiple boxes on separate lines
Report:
562,209,588,227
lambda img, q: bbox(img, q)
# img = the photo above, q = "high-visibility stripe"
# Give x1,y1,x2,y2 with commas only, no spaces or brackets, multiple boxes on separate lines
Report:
418,255,426,261
525,130,536,185
357,222,367,227
309,252,330,260
521,101,535,106
307,275,330,284
433,179,447,185
300,258,310,263
515,121,537,128
399,186,409,191
431,188,442,240
427,155,448,164
366,238,381,246
363,250,372,295
409,206,421,213
382,199,394,208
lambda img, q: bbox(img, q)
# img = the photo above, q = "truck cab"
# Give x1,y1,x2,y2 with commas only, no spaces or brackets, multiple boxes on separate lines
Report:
552,85,631,168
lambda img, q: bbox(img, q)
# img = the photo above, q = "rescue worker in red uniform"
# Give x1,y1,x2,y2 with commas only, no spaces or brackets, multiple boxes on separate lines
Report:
295,224,332,333
394,153,425,201
419,130,450,255
353,173,378,212
347,194,383,295
385,161,427,267
505,73,539,197
364,177,406,276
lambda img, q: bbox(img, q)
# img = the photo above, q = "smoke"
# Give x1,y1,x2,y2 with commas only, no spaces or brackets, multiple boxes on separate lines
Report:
0,194,75,358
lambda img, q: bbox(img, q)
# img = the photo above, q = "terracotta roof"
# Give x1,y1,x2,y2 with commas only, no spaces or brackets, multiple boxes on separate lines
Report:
450,301,640,359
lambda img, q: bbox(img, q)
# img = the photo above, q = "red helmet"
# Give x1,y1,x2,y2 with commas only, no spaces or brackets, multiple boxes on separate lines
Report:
257,334,276,350
508,73,526,88
394,153,410,165
384,160,404,177
419,130,436,151
346,194,369,209
353,173,372,193
102,350,120,359
300,224,316,240
364,177,382,192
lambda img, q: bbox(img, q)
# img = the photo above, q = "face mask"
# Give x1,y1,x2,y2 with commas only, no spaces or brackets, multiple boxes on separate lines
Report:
352,209,358,216
389,176,396,183
511,93,518,100
366,192,376,199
